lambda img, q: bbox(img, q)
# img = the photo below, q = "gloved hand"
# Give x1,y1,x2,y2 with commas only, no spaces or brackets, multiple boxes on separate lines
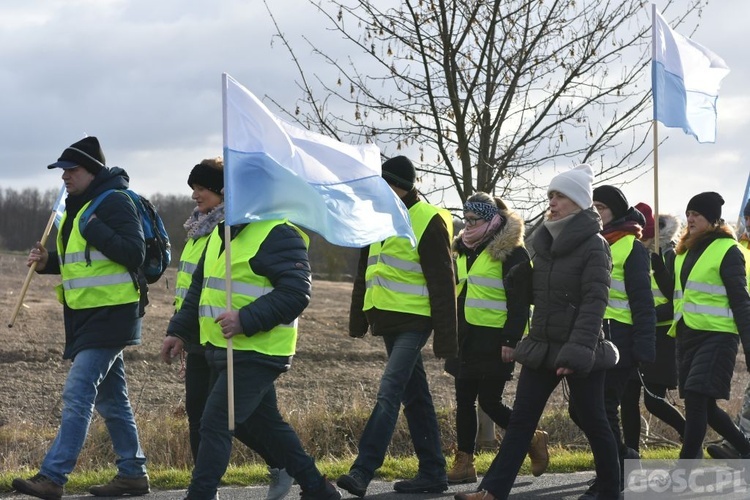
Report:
348,311,369,338
650,252,667,275
349,328,367,338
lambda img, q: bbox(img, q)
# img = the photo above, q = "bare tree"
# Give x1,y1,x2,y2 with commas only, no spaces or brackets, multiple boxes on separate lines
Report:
265,0,707,215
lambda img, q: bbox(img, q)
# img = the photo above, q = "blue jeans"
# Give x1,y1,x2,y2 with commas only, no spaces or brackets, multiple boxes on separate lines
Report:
189,349,325,500
352,331,446,481
40,348,147,485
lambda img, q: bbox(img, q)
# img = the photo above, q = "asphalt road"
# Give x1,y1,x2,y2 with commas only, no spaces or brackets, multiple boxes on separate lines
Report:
2,472,599,500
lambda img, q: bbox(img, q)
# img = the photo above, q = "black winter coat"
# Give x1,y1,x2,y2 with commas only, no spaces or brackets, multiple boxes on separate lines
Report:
445,209,531,380
639,213,682,388
167,221,312,370
40,167,145,359
514,207,613,376
675,225,750,399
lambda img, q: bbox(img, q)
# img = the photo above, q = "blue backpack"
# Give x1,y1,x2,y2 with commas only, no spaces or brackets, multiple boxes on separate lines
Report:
80,189,171,284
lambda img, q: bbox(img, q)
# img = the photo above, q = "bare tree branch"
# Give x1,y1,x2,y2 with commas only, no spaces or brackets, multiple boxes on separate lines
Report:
265,0,708,217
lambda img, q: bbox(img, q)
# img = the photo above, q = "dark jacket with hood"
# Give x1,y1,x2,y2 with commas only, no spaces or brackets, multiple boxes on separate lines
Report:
513,207,613,376
40,167,145,360
674,223,750,399
349,189,458,359
639,213,681,387
167,221,312,372
600,207,656,367
445,209,531,380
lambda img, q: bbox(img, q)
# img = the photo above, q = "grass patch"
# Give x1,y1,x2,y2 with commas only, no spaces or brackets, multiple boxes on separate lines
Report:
0,403,686,493
0,447,683,494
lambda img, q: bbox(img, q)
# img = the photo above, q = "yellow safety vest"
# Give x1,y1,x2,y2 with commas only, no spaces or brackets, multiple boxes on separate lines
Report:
198,220,309,355
651,253,672,327
604,235,636,324
56,202,140,309
174,235,210,312
456,251,507,328
668,238,739,337
363,201,452,317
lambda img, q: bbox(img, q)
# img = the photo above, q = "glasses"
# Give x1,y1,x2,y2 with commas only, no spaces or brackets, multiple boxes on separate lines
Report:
465,216,483,227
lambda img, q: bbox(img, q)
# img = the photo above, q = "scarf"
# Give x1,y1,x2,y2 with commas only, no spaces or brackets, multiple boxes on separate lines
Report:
543,212,576,240
462,214,505,250
184,203,225,240
601,220,642,245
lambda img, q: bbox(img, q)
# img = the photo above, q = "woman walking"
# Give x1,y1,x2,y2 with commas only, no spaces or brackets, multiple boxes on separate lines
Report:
620,204,685,451
445,193,547,484
669,192,750,460
455,164,621,500
173,158,292,500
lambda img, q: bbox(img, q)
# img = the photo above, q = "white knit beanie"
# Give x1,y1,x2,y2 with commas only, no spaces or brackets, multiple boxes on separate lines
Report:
547,163,594,209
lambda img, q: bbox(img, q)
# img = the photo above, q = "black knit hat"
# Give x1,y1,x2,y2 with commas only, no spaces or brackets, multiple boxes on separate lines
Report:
47,136,106,174
686,191,724,224
382,156,416,191
188,160,224,196
593,185,629,221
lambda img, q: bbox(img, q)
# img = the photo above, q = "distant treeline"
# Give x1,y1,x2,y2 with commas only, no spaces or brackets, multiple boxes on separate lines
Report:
0,187,358,281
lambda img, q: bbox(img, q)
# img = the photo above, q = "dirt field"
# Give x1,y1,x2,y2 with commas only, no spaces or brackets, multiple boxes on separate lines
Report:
0,252,459,429
1,250,746,447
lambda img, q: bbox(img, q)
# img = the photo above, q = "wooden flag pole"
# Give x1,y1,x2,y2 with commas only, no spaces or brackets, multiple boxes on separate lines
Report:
220,73,235,431
7,207,58,328
651,4,661,254
224,223,235,431
653,119,661,253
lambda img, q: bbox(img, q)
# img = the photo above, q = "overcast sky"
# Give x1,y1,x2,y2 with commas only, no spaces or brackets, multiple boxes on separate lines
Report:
1,0,748,225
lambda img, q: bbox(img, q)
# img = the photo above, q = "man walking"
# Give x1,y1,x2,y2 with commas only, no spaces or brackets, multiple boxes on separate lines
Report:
13,137,150,500
337,155,457,497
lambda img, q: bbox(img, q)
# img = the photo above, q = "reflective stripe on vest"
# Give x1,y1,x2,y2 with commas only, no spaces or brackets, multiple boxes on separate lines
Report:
56,203,140,309
174,235,210,312
604,235,636,324
198,220,309,355
456,251,508,328
668,238,739,337
363,201,452,316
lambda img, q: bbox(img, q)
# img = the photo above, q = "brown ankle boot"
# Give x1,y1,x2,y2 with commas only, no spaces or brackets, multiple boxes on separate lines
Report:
454,490,495,500
12,474,63,500
447,450,477,484
89,474,150,496
528,429,550,477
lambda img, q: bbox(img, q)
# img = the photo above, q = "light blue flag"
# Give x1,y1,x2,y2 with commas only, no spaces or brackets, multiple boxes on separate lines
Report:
651,5,730,143
52,183,67,228
221,73,415,247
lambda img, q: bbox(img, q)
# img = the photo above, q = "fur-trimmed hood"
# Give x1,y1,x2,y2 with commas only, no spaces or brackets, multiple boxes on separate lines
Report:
648,213,682,253
452,209,525,262
675,222,736,255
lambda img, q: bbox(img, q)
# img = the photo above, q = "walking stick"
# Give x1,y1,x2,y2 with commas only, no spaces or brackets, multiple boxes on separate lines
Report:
7,208,59,328
224,223,236,431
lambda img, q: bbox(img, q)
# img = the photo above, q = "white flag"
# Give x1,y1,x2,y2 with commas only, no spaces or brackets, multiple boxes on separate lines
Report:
221,73,415,247
652,5,730,143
